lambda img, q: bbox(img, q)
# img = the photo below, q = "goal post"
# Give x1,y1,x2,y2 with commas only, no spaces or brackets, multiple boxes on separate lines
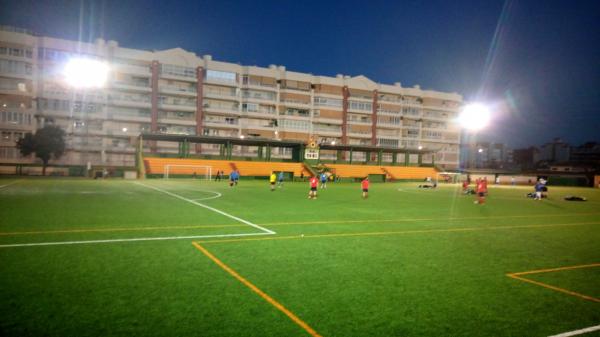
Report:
435,172,462,184
164,165,212,180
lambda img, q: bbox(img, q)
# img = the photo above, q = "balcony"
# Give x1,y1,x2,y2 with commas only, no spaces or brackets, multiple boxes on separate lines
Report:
347,131,372,138
203,89,238,101
108,98,151,109
159,85,197,97
378,96,403,104
203,120,239,129
204,77,238,87
241,80,277,91
159,101,196,112
112,63,151,77
242,109,277,119
377,109,402,116
347,119,372,125
242,94,276,103
111,81,151,93
107,110,151,122
313,128,342,137
279,99,311,108
203,103,240,116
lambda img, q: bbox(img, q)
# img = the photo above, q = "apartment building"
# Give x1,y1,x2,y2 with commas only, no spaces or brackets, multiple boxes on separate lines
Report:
0,26,463,169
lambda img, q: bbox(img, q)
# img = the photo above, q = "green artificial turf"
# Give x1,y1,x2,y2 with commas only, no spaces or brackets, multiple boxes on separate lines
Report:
0,178,599,336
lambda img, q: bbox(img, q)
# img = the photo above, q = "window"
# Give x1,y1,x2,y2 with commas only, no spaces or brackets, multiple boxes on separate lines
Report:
241,89,275,101
242,103,258,112
314,97,343,108
348,101,372,111
160,64,195,78
1,131,10,141
206,70,236,83
0,59,33,75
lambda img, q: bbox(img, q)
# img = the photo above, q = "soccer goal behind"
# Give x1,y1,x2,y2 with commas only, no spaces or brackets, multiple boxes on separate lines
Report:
164,165,212,180
436,172,461,184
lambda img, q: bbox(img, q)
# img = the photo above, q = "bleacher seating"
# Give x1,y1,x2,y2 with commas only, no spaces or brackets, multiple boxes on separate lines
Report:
143,157,310,177
232,161,310,177
144,157,437,180
381,166,437,180
326,164,437,180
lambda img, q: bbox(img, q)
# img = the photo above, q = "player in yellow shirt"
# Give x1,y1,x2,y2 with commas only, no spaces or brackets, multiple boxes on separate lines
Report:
269,172,277,191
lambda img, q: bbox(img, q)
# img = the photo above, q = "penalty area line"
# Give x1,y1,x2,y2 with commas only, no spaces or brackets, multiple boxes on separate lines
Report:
134,182,274,235
0,232,272,248
548,324,600,337
0,180,21,189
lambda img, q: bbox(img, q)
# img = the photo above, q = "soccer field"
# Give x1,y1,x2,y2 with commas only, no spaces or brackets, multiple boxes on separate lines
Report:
0,178,599,337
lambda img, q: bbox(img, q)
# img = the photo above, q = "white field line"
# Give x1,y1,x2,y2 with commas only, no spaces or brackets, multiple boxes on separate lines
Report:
134,182,274,234
190,191,222,201
548,324,600,337
0,232,271,248
0,180,21,189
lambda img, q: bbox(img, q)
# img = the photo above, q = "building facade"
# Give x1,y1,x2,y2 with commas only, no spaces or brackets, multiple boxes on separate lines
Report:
462,142,514,169
0,26,463,169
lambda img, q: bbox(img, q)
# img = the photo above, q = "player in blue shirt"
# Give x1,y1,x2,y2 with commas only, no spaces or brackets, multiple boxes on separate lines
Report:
534,181,544,200
320,172,328,189
277,171,284,188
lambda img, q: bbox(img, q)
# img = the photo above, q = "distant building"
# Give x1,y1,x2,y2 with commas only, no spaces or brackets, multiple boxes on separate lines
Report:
569,142,600,165
538,138,570,163
0,25,463,168
512,146,540,170
462,142,513,169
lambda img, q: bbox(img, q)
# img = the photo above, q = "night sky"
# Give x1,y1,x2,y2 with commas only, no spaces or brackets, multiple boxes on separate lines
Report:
1,0,598,148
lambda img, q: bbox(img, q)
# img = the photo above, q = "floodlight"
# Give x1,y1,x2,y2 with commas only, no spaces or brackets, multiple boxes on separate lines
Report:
418,145,423,150
331,141,336,145
478,148,483,153
458,103,490,131
240,135,245,139
122,127,128,132
63,58,109,88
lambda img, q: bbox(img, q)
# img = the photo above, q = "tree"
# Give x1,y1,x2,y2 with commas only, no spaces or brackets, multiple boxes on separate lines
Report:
17,125,66,175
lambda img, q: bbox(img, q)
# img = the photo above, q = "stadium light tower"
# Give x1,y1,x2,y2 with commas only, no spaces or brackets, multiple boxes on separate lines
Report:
63,58,109,89
458,102,491,170
458,103,490,131
62,57,110,175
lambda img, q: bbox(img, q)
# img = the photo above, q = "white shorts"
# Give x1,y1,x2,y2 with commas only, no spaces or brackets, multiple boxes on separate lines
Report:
535,191,542,198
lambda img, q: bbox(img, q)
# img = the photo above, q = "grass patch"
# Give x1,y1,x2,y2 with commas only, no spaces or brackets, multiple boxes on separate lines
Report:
1,179,599,336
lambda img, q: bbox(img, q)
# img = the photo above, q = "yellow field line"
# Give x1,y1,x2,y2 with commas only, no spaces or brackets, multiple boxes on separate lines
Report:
192,242,322,337
2,211,599,236
506,273,600,303
511,263,600,276
263,212,600,227
196,221,600,244
0,224,241,236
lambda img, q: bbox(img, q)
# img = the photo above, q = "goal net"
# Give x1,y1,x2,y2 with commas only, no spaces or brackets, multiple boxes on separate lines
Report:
435,172,462,184
164,165,212,180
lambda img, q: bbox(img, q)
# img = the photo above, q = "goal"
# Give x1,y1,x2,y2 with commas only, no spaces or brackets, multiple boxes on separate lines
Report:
435,172,462,184
164,165,212,180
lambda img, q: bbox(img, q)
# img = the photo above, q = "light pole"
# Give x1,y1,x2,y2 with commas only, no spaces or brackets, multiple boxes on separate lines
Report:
62,57,109,176
458,103,491,171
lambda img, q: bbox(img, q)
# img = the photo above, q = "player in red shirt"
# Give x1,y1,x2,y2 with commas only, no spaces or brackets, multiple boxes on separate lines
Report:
475,178,486,204
462,180,469,193
308,176,318,199
361,177,369,199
